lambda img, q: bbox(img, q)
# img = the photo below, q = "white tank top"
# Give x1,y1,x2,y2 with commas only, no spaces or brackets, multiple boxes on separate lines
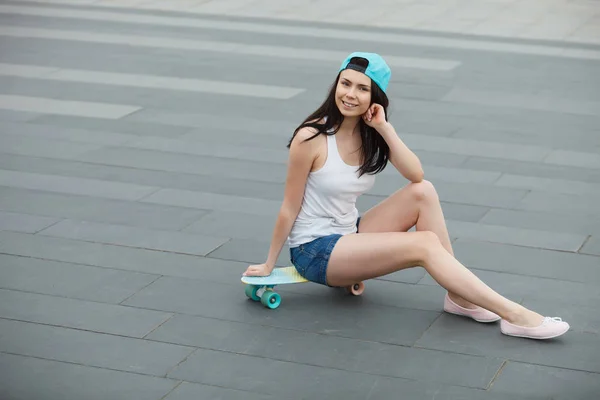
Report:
287,133,376,247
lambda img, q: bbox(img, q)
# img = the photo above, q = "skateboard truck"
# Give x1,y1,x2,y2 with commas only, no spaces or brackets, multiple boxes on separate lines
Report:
245,284,281,309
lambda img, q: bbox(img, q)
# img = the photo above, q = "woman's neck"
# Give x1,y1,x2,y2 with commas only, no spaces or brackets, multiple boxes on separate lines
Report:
337,116,360,138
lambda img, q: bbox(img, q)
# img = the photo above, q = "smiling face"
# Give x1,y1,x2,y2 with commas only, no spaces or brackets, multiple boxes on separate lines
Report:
335,69,372,117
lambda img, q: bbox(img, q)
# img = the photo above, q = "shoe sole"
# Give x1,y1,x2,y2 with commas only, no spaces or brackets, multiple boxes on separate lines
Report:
444,309,501,323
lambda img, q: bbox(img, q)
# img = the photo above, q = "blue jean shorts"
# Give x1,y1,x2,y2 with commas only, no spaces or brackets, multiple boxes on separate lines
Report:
289,217,361,287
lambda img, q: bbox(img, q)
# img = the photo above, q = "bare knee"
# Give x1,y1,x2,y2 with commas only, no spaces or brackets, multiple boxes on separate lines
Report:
408,180,438,203
413,230,444,265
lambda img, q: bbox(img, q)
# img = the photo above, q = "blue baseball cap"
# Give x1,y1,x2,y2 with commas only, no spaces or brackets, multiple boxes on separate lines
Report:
339,52,391,93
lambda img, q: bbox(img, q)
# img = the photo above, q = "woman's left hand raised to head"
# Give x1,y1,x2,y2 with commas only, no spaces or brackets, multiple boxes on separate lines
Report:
363,103,387,130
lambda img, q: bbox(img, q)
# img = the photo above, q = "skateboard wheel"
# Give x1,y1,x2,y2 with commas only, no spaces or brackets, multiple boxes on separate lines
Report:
261,291,281,309
244,285,260,301
347,282,365,296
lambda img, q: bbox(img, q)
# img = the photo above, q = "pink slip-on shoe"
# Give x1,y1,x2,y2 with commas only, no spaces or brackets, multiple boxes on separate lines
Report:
443,293,501,323
501,317,570,339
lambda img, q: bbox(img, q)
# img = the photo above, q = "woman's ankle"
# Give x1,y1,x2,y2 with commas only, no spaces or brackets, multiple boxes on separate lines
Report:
503,305,544,327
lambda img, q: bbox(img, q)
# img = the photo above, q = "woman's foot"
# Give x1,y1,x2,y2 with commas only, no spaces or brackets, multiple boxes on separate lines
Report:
443,293,501,323
501,317,570,339
501,307,570,339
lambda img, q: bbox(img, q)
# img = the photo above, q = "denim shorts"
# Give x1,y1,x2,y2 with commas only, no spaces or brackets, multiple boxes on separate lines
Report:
289,217,361,287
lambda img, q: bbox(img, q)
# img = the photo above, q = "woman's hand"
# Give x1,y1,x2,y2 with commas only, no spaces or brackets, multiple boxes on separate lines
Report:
243,263,273,277
363,103,387,130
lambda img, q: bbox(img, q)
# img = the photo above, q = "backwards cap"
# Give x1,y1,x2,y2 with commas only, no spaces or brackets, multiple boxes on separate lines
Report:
339,52,391,93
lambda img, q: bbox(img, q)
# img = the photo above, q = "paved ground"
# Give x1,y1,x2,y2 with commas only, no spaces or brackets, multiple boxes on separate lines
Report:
16,0,600,44
0,1,599,399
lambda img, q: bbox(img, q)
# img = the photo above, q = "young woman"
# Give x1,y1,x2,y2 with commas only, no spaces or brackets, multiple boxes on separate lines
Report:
243,52,569,340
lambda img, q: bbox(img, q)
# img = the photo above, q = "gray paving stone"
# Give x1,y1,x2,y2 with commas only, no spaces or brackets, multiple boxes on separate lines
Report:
37,65,304,99
437,203,491,223
462,156,600,184
141,189,282,216
0,229,248,281
545,149,600,169
149,314,502,389
0,90,140,119
443,86,600,116
123,277,440,346
366,377,535,400
0,319,194,376
372,170,500,196
0,289,172,338
418,268,600,306
453,125,600,151
391,81,451,100
520,298,600,335
0,353,178,400
580,236,600,256
402,132,551,162
0,210,60,233
0,74,153,108
0,230,242,279
0,108,40,121
181,126,291,149
356,195,490,223
0,133,104,159
207,238,290,267
481,209,600,236
0,25,336,84
32,114,193,137
422,166,501,185
0,120,135,145
124,108,296,135
375,181,528,208
370,267,427,285
0,169,159,201
516,191,600,217
0,253,158,303
452,239,600,284
446,220,587,252
164,382,279,400
38,219,229,256
73,147,288,183
415,314,600,373
123,136,289,164
168,348,374,398
182,211,278,240
0,153,286,201
390,97,522,122
495,174,600,196
489,362,600,400
392,119,459,137
356,194,394,212
0,187,208,230
412,150,469,168
0,75,295,116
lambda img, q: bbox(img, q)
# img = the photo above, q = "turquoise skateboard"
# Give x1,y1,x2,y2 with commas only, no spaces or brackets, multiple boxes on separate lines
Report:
241,266,365,309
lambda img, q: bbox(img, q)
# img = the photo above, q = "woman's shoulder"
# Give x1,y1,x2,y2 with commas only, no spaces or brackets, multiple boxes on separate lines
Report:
294,118,326,142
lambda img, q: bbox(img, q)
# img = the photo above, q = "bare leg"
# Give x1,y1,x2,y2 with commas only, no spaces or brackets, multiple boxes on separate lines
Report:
327,231,544,327
358,180,475,308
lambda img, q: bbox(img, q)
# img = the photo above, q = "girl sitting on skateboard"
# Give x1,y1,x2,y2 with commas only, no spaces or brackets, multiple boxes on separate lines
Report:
243,52,569,340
